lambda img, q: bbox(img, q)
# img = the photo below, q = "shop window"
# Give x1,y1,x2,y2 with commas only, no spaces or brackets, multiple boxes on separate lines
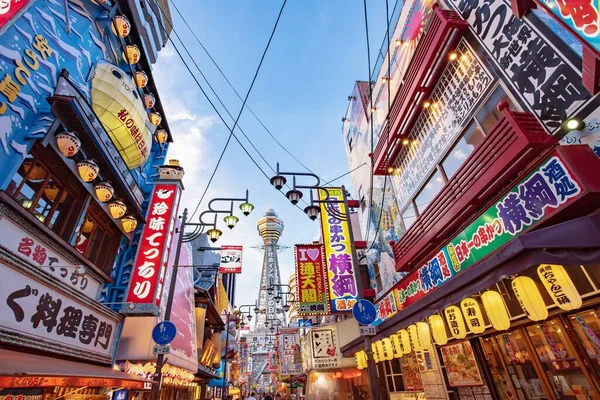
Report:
526,320,595,399
442,121,485,179
570,309,600,379
475,85,516,133
480,337,521,399
415,170,444,214
8,153,82,241
382,358,406,393
401,204,417,231
74,202,121,274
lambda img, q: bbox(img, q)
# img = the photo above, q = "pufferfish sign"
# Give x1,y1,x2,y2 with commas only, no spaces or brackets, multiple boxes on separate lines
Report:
91,61,153,169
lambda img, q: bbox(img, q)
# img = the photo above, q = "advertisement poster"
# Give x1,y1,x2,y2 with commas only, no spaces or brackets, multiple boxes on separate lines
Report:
294,244,329,315
219,245,243,274
401,352,424,391
310,327,341,370
440,341,484,387
319,188,358,313
396,154,583,310
278,328,302,376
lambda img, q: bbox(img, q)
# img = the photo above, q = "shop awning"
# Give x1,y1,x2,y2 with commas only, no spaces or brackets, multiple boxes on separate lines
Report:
343,213,600,356
0,349,153,390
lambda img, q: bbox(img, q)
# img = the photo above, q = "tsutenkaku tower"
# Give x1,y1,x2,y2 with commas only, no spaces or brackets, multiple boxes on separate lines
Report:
255,208,287,330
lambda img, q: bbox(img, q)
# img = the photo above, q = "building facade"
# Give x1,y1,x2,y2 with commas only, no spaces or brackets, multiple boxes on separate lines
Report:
342,1,600,399
0,0,184,399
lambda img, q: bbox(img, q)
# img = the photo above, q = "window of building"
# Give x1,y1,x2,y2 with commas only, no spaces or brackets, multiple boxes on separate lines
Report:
442,121,485,179
382,358,406,393
415,170,445,214
401,203,417,231
348,134,353,153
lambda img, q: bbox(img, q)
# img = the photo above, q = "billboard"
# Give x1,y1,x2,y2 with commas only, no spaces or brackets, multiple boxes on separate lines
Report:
278,328,302,376
294,244,330,316
219,245,243,274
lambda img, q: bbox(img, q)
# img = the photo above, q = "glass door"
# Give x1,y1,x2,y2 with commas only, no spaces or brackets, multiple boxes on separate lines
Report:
480,337,520,399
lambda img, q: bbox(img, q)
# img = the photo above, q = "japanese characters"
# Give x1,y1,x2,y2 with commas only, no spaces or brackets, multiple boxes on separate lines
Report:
294,244,329,315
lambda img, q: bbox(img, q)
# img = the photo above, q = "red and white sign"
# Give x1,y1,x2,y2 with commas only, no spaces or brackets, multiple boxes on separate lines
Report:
219,245,243,274
126,184,180,305
0,0,32,30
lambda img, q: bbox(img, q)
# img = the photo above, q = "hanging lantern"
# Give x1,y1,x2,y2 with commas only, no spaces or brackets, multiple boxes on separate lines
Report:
512,276,548,321
356,351,367,370
22,160,47,181
390,334,403,358
155,129,168,144
121,214,138,233
444,306,467,339
407,324,422,352
481,290,511,331
371,342,380,363
381,338,394,361
537,264,582,311
460,298,486,334
43,183,61,202
428,314,448,345
77,159,99,183
144,93,156,109
81,217,95,234
416,322,432,350
123,44,141,64
56,131,81,158
94,181,114,202
149,112,162,126
397,329,410,355
376,340,386,362
207,228,222,243
109,199,127,219
111,15,131,37
135,71,148,88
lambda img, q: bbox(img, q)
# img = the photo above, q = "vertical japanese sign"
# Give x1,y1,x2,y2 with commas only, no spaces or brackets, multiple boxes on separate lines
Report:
294,244,330,315
541,0,600,54
310,327,341,370
126,183,180,306
396,153,583,310
219,245,243,274
278,328,302,376
319,188,358,313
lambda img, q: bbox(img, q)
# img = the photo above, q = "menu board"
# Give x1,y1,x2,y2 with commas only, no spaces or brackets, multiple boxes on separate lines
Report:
401,352,424,391
440,341,484,387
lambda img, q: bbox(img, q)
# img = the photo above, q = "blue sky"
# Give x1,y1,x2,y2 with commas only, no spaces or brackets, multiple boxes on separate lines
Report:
152,0,389,308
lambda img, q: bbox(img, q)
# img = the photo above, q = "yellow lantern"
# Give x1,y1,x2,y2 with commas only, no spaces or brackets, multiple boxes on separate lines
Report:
144,93,156,109
94,181,114,202
381,338,394,361
416,322,432,350
43,183,61,202
77,159,99,183
123,44,141,64
109,200,127,219
460,297,486,334
537,264,582,311
357,351,368,369
155,129,168,144
56,131,81,158
444,306,467,339
371,342,380,363
121,214,138,233
111,15,131,37
407,324,422,352
81,217,95,234
135,71,148,88
390,334,403,358
428,314,448,345
512,276,548,321
149,112,162,126
481,290,511,331
397,329,410,355
376,340,386,362
22,160,47,181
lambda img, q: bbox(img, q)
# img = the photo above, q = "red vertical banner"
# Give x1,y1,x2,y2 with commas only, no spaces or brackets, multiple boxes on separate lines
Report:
294,244,330,316
0,0,33,30
126,183,181,306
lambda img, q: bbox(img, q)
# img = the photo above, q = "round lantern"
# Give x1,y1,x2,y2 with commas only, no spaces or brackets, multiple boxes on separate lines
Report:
144,93,156,109
155,129,168,144
416,322,432,350
407,324,422,352
81,217,95,234
371,342,380,363
444,306,467,339
381,338,394,361
481,290,510,331
43,183,62,202
390,334,403,358
397,329,410,355
77,159,99,183
135,71,148,88
111,15,131,37
108,199,127,219
22,160,47,181
512,276,548,321
428,314,448,345
460,297,486,334
123,44,141,64
537,264,582,311
149,112,162,126
121,214,138,233
94,181,114,202
56,131,81,158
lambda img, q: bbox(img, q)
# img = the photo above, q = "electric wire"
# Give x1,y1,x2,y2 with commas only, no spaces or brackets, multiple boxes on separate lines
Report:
170,0,322,180
322,162,368,186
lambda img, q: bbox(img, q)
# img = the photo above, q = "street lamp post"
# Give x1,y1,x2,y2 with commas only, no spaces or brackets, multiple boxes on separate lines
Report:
150,191,253,400
269,164,383,400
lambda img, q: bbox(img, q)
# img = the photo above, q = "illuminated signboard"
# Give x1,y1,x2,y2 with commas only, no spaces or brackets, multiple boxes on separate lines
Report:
294,244,330,316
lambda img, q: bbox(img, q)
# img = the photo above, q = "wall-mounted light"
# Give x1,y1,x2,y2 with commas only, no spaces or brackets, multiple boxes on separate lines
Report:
144,93,156,109
123,45,141,65
395,39,402,47
111,15,131,38
448,52,458,61
134,71,148,88
109,199,127,219
121,214,137,233
56,131,81,158
155,129,168,144
77,159,99,183
149,112,162,126
423,100,431,109
402,138,410,146
94,181,114,203
564,118,584,132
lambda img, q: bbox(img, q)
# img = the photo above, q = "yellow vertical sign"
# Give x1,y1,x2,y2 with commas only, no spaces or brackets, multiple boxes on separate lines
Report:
318,188,358,313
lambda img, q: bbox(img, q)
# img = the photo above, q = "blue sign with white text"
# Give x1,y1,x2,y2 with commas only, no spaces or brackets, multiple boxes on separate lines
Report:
152,321,177,345
353,299,377,325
